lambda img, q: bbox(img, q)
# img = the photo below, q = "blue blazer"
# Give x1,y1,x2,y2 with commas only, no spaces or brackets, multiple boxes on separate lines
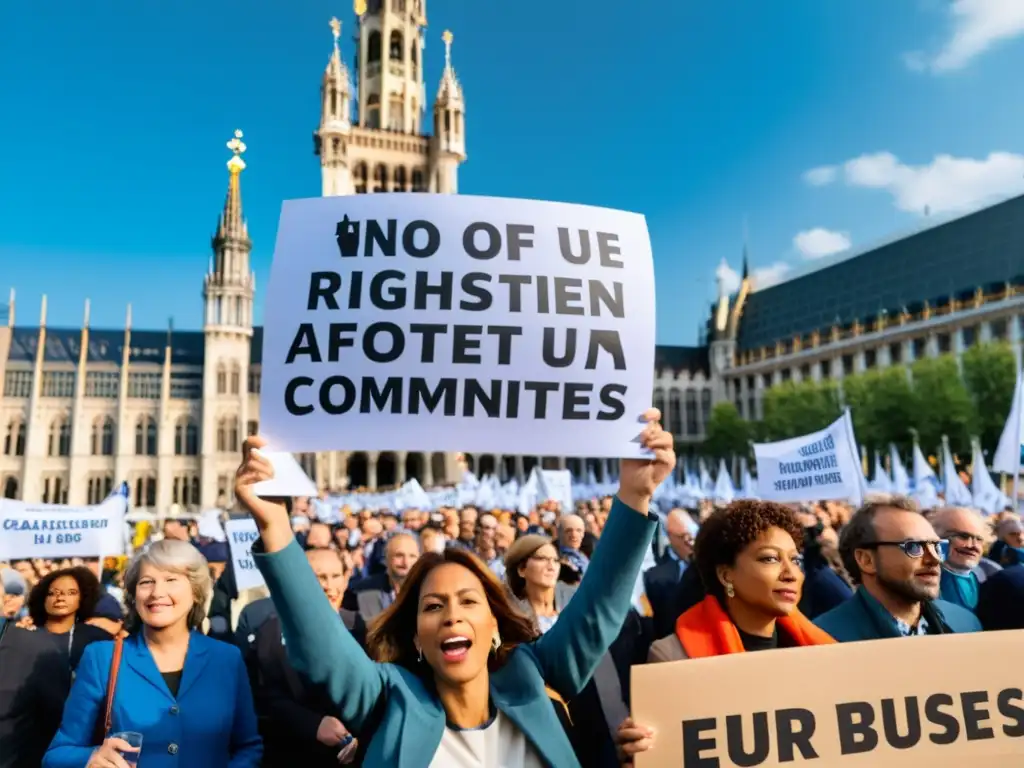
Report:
254,498,656,768
43,631,262,768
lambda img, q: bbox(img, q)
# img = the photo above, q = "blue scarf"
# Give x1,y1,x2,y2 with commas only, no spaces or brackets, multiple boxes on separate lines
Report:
940,568,979,611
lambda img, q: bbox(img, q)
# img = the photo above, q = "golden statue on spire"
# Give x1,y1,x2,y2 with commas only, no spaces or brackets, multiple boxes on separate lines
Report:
354,0,367,17
226,129,247,174
329,17,342,40
442,30,453,65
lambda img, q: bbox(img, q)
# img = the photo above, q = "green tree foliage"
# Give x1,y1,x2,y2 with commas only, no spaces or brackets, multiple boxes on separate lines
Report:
962,341,1019,452
910,355,976,456
761,379,842,440
704,402,750,460
842,367,917,453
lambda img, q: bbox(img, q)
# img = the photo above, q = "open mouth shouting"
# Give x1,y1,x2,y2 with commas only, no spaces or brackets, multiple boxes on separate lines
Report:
440,635,473,663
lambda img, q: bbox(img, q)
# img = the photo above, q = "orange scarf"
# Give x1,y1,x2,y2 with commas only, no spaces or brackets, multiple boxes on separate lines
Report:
675,595,835,658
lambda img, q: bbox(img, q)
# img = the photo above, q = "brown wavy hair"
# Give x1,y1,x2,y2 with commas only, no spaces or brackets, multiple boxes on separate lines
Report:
367,547,538,673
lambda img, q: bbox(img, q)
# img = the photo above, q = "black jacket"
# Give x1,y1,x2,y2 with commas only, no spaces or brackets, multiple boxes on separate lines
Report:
341,571,393,624
248,612,366,767
0,620,72,768
643,559,686,640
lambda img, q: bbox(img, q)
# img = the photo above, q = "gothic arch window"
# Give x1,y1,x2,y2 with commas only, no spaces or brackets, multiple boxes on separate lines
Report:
216,364,227,395
669,389,683,437
230,362,241,395
393,166,407,191
389,30,404,61
49,417,71,457
410,40,419,78
87,476,113,505
191,476,200,505
174,417,198,456
135,416,157,456
700,389,712,433
684,390,698,436
217,417,239,453
373,163,387,192
652,388,665,426
217,419,227,452
2,476,17,499
354,162,368,194
368,31,382,63
229,418,239,453
411,169,425,192
134,475,156,507
366,95,381,130
4,419,25,456
92,417,115,456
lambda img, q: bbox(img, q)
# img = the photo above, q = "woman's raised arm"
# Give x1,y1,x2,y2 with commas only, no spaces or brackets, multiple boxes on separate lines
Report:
236,437,385,731
529,410,674,698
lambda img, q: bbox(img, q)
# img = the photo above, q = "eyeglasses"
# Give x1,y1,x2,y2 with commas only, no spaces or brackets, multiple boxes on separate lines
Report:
948,531,985,546
861,539,950,561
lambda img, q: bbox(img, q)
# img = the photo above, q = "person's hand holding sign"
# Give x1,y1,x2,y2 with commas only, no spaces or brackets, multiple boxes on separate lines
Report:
617,408,673,515
614,717,655,764
234,436,293,553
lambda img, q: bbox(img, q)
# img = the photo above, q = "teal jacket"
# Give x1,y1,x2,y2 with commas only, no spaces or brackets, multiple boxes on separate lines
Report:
253,498,656,768
814,587,982,642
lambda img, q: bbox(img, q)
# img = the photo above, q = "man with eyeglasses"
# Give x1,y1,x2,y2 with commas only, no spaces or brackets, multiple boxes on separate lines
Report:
930,506,998,612
815,496,981,642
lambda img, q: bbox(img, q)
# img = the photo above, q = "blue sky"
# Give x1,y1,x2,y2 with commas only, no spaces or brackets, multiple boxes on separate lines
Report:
2,0,1023,345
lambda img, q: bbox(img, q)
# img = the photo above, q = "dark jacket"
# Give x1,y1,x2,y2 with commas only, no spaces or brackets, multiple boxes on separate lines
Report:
250,613,365,767
341,572,393,624
0,620,72,768
814,588,982,642
643,559,686,640
976,564,1024,631
235,597,278,654
797,546,853,620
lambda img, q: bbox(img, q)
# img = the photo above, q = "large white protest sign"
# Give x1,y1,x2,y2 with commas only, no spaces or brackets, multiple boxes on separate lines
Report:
260,193,656,458
225,518,265,591
0,493,127,560
753,411,865,505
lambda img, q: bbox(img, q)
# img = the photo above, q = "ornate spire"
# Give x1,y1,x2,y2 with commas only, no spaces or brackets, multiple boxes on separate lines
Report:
435,30,463,104
325,17,352,90
216,130,250,246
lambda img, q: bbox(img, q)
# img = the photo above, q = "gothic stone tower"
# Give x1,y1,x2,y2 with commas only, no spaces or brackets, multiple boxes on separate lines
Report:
315,0,467,196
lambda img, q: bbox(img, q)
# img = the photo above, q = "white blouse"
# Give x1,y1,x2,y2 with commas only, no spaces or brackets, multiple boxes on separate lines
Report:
428,710,546,768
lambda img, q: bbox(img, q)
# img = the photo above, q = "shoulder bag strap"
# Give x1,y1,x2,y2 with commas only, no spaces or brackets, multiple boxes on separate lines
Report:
103,635,125,736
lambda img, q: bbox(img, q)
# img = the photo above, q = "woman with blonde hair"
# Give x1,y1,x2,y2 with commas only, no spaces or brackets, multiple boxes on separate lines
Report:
235,409,674,767
44,539,262,768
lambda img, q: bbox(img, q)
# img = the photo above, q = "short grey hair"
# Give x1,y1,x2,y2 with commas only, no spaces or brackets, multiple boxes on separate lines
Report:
930,506,988,539
838,495,920,585
124,539,212,632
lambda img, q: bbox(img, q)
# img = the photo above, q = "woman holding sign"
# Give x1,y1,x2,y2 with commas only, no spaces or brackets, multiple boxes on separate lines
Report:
234,409,673,768
615,500,836,762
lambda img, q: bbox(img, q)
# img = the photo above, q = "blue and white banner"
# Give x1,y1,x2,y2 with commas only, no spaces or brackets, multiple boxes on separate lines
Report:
0,486,128,560
225,518,264,591
753,411,865,505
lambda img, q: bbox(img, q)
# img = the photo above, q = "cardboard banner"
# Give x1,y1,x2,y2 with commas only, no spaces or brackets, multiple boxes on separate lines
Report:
0,493,127,560
260,193,656,458
752,412,865,505
225,518,265,591
632,631,1024,767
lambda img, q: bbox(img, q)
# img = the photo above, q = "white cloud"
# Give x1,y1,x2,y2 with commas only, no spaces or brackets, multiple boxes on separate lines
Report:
715,259,741,294
803,166,838,186
908,0,1024,73
793,228,852,259
751,262,791,289
842,150,1024,215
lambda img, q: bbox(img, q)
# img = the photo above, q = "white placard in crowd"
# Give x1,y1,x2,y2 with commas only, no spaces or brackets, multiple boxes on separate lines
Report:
0,493,127,560
225,518,266,591
537,468,574,513
252,449,318,498
260,193,656,459
752,411,865,505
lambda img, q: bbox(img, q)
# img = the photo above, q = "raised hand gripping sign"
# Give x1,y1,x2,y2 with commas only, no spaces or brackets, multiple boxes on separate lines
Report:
260,194,656,459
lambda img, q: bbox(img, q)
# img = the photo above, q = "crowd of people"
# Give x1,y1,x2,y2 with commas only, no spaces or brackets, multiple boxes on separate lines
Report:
2,410,1023,767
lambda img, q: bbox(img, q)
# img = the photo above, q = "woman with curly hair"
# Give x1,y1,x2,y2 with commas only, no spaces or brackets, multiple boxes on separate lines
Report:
25,566,114,670
615,500,836,763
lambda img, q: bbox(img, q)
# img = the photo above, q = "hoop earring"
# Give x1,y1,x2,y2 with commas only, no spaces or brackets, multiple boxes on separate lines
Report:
491,631,502,653
417,647,423,662
725,582,735,598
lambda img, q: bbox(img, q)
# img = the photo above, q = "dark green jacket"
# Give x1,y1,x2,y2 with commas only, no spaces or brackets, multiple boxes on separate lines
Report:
814,587,981,642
